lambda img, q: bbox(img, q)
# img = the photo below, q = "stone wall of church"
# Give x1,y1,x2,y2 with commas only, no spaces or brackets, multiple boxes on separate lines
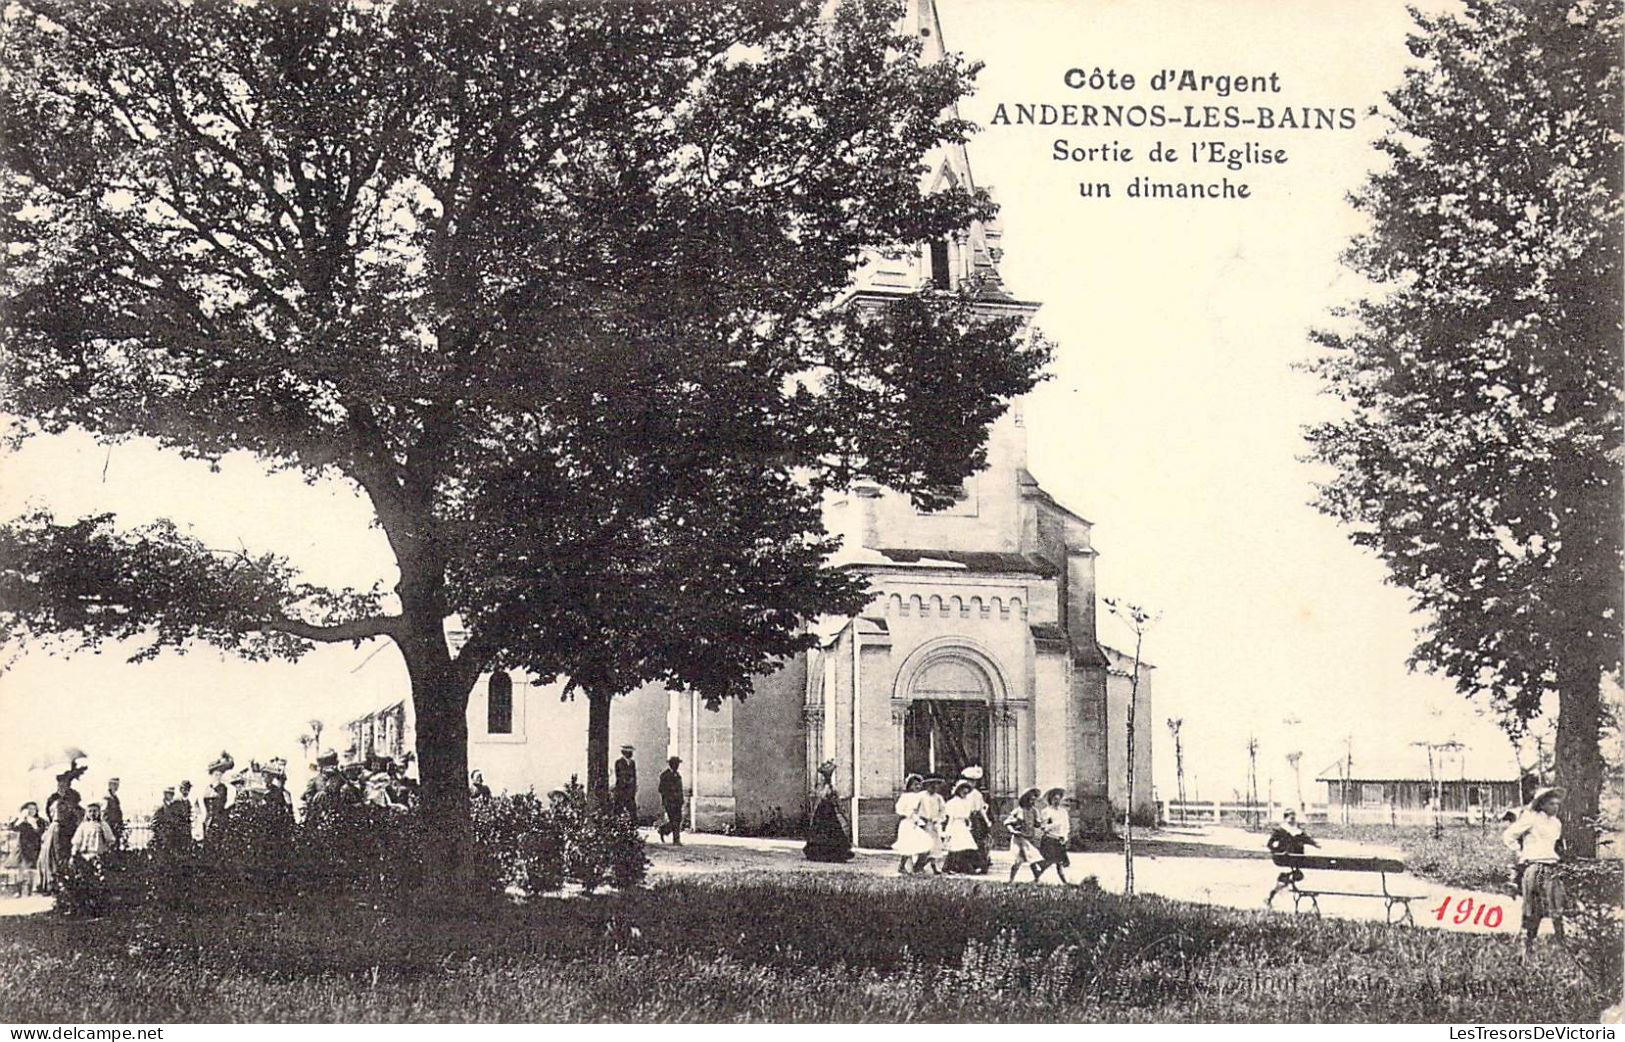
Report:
731,656,810,831
1105,650,1156,825
465,674,671,820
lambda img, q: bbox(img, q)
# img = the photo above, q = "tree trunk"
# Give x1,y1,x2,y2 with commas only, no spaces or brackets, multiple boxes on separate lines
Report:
1554,654,1604,858
394,574,475,892
413,671,474,884
586,689,612,810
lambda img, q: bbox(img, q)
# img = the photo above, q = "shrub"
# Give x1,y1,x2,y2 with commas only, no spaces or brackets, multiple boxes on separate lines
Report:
54,854,109,917
547,781,648,892
473,791,565,895
293,797,426,900
1565,859,1624,994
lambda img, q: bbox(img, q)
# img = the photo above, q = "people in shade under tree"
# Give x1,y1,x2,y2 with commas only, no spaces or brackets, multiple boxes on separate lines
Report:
202,752,234,845
70,802,117,862
803,760,854,863
468,769,493,801
5,803,44,897
612,745,639,823
101,778,123,849
658,757,686,846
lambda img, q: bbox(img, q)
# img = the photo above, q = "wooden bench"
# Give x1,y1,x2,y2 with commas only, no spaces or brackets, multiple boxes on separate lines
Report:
1272,853,1427,926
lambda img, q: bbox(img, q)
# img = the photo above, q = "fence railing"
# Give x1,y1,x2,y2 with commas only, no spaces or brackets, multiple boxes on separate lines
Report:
1157,800,1503,827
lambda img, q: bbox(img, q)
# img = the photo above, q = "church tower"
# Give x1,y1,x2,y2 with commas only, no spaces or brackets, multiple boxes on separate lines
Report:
451,0,1145,841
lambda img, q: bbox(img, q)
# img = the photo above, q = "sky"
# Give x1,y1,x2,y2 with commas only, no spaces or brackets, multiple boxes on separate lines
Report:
0,0,1529,818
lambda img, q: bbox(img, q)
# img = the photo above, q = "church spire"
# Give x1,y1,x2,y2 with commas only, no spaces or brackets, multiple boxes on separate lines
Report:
903,0,950,75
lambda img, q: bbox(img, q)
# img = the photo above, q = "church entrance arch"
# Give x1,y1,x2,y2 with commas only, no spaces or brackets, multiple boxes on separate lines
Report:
895,643,1006,783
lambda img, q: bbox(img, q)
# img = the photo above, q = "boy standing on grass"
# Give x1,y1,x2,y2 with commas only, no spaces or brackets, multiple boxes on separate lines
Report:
1503,787,1566,955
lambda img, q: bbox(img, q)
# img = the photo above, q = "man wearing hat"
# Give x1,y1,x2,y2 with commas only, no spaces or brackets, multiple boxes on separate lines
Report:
612,745,639,824
102,777,124,849
263,758,294,818
1503,787,1567,953
657,756,686,845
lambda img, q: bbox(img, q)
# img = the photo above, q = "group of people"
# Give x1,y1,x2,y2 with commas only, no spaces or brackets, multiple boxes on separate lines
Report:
4,761,123,896
305,749,420,817
889,768,1077,884
2,745,427,897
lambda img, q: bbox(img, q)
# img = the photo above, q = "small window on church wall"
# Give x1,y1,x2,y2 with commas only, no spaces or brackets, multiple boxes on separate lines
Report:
487,672,514,735
929,237,951,289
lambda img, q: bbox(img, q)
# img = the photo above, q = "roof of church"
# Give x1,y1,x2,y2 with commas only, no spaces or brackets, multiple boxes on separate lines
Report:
861,547,1059,577
1019,470,1092,526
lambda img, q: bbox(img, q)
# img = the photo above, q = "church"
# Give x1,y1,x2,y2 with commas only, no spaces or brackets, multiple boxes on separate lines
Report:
339,0,1154,842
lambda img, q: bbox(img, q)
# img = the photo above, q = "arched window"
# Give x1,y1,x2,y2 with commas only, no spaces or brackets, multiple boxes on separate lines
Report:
929,237,952,289
487,672,513,735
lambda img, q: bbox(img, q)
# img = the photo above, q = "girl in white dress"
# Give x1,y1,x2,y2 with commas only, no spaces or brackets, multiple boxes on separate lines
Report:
917,776,947,874
891,774,930,874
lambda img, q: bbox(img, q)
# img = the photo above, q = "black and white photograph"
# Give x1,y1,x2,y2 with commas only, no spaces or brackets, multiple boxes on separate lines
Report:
0,0,1619,1027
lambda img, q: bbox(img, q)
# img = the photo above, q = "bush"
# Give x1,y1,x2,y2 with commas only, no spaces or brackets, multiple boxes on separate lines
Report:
1565,859,1624,995
547,781,648,892
473,791,565,895
54,854,110,918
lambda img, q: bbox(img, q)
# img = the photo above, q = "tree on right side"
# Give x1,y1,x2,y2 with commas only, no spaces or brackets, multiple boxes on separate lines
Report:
1306,1,1622,854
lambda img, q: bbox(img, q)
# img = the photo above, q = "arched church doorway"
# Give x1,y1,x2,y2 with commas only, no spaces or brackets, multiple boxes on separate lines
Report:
902,652,993,781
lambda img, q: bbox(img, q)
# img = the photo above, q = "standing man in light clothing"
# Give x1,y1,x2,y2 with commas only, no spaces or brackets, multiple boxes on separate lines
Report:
1502,786,1566,954
612,745,639,824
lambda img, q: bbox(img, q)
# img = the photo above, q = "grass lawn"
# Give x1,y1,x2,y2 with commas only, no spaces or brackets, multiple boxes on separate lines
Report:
0,870,1615,1023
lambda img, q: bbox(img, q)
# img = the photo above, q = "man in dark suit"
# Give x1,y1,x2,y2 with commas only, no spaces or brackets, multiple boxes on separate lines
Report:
102,777,124,848
612,745,638,824
657,756,685,845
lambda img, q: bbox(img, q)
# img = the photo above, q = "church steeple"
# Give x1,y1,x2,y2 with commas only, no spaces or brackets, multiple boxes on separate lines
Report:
839,0,1036,314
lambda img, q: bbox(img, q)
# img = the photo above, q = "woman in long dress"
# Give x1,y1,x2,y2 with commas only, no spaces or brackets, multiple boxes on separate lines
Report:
942,780,980,874
891,774,930,874
36,799,66,894
960,766,993,873
804,760,855,862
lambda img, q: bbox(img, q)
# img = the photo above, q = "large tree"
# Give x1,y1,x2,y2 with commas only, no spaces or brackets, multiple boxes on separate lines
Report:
1306,0,1622,854
0,0,1046,877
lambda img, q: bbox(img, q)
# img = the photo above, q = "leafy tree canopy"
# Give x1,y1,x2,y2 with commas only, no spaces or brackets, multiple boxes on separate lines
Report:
1306,0,1620,846
0,0,1048,852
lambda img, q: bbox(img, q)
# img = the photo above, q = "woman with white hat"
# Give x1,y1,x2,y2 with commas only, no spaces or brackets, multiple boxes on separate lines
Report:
959,765,992,873
1502,786,1567,953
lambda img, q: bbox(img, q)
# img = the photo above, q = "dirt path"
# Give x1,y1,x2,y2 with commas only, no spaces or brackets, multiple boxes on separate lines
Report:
644,824,1523,936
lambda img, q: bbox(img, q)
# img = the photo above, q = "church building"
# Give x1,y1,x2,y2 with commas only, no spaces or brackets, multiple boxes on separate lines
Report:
338,0,1154,841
